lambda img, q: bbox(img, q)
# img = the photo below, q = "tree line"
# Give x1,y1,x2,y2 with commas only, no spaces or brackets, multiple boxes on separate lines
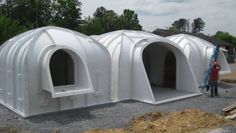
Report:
213,31,236,46
159,18,236,46
80,7,142,35
168,18,205,33
0,0,235,47
0,0,142,44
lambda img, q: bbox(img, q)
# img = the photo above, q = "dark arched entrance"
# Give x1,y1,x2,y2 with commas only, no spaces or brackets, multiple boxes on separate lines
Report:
143,43,178,101
142,42,200,102
50,50,75,86
143,43,176,88
163,51,176,88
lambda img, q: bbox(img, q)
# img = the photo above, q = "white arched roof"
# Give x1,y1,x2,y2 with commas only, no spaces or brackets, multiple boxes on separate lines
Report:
167,34,231,86
0,26,111,117
93,30,200,104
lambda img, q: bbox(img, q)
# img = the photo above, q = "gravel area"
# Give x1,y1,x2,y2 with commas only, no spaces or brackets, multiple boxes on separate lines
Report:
0,62,236,133
0,85,236,133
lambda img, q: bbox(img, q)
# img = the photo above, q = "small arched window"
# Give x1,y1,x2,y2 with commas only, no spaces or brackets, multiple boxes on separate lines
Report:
50,50,75,86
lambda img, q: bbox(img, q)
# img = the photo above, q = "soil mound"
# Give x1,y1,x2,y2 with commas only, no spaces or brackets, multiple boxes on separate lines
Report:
84,109,236,133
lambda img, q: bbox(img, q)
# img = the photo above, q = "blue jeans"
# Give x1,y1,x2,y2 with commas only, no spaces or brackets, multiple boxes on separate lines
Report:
209,80,218,97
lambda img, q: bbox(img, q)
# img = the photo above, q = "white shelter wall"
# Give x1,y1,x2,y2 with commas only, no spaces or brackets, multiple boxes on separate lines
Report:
94,31,200,104
132,40,199,103
29,45,110,116
0,26,111,117
176,52,199,93
168,34,231,86
131,45,155,103
117,35,136,101
218,51,231,74
152,42,198,93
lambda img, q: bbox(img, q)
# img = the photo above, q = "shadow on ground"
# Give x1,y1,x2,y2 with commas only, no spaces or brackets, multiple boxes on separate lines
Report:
28,102,118,125
219,82,235,89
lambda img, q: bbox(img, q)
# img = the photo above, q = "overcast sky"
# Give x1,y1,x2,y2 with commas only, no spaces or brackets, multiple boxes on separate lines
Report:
79,0,236,36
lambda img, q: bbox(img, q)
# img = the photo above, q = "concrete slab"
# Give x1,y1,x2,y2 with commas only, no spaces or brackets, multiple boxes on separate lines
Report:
152,87,201,104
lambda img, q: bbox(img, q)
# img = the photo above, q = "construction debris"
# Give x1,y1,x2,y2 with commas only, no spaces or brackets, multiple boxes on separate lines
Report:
222,103,236,113
84,109,236,133
223,103,236,120
226,113,236,120
229,109,236,115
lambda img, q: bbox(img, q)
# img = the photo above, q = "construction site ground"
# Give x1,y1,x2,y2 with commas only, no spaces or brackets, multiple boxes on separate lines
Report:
220,62,236,85
0,62,236,133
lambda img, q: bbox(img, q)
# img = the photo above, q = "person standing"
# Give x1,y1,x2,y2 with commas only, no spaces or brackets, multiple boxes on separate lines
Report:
209,61,221,97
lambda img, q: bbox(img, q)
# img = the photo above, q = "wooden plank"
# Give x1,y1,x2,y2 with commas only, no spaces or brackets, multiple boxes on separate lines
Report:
229,109,236,115
225,113,236,120
222,103,236,112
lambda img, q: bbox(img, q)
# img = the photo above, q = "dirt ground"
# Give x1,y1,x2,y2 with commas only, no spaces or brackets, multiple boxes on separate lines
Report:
0,62,235,133
229,62,236,71
83,61,236,133
220,72,236,84
84,109,236,133
220,62,236,84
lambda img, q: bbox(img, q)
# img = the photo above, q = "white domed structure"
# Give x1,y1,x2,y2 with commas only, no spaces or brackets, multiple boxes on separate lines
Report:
167,34,231,86
0,26,111,117
93,30,200,104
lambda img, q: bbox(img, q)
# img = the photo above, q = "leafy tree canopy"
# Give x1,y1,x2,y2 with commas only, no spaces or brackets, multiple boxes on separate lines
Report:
0,16,27,44
81,7,142,35
192,18,205,33
51,0,82,30
0,0,82,29
0,2,143,44
171,18,189,32
0,0,83,44
80,17,104,35
167,18,205,33
213,31,236,46
119,9,142,30
93,6,107,18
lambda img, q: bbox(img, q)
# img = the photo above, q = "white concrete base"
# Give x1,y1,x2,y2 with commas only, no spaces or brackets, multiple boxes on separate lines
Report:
152,87,202,104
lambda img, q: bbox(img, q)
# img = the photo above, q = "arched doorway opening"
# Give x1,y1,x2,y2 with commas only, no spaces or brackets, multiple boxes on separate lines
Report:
50,50,75,86
143,43,178,101
143,43,176,88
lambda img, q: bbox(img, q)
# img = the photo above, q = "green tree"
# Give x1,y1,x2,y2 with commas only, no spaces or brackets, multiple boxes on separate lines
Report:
0,0,85,46
80,7,142,35
0,0,83,44
0,16,27,44
0,0,82,30
80,17,104,35
81,7,120,35
171,18,189,32
213,31,236,46
119,9,142,30
51,0,82,30
192,18,205,33
102,10,120,32
167,26,180,33
93,6,107,18
94,7,120,32
0,0,14,17
0,0,51,28
35,0,52,27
